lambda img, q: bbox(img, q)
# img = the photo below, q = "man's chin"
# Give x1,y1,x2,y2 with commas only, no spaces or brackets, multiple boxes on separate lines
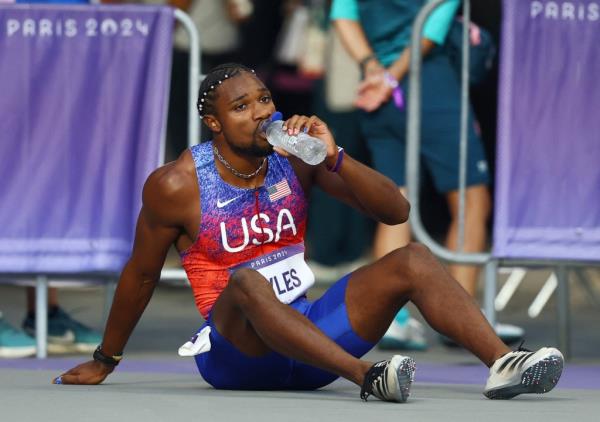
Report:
230,141,273,158
253,144,274,157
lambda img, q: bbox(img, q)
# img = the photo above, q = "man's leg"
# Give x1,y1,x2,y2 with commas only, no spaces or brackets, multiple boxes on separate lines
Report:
372,197,411,259
24,287,102,353
345,243,509,367
444,184,491,297
210,250,559,400
27,286,59,312
213,242,508,378
210,269,371,386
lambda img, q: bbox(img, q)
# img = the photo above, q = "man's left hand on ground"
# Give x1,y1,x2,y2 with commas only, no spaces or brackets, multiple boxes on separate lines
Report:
53,360,114,385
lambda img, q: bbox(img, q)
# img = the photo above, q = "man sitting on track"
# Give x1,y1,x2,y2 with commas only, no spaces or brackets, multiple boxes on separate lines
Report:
54,63,564,402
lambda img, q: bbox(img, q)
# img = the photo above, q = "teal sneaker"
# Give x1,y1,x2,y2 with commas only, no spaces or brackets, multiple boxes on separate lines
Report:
378,309,428,351
23,307,102,354
0,313,36,358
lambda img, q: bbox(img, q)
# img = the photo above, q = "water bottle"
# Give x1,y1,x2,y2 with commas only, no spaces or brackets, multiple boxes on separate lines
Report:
261,112,328,165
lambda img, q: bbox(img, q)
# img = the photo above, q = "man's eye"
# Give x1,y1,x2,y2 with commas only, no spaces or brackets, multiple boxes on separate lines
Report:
235,104,247,111
260,96,271,103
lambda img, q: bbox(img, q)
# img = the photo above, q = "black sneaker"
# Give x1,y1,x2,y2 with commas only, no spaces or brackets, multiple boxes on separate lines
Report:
23,307,102,353
484,346,564,399
360,355,416,403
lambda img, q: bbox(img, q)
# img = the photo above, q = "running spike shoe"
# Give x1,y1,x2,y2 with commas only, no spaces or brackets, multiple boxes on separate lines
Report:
484,346,563,399
360,355,416,403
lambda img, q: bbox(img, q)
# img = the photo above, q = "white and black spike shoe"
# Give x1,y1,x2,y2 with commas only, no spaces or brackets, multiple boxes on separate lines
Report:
360,355,416,403
484,346,564,399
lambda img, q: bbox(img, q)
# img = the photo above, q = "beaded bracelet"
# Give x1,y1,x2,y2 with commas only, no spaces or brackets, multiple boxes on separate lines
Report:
326,146,345,173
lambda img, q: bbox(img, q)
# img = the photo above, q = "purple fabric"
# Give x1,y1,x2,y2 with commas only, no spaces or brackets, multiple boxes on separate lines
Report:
493,0,600,261
0,5,173,273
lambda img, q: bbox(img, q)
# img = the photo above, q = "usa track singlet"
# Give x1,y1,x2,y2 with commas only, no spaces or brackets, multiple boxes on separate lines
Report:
181,142,313,319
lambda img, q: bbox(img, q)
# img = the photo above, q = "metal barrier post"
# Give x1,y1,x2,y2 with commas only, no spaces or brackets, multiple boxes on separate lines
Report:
407,0,488,265
484,260,497,327
35,275,48,359
556,266,570,358
174,9,201,149
457,0,470,252
159,10,201,284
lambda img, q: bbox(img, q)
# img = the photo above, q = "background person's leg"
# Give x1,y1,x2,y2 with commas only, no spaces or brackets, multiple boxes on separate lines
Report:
419,52,491,297
307,83,374,267
373,217,411,259
27,286,58,312
423,106,523,345
358,102,430,351
24,287,101,353
372,189,428,351
443,186,523,346
445,184,491,296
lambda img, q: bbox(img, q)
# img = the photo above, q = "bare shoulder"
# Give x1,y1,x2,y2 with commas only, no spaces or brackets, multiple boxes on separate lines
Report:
142,150,198,224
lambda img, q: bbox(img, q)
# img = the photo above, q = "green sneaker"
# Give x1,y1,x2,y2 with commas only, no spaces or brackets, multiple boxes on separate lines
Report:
23,307,102,354
0,313,36,358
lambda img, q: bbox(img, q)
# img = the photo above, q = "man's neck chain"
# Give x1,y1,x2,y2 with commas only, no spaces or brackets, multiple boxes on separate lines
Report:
213,145,267,180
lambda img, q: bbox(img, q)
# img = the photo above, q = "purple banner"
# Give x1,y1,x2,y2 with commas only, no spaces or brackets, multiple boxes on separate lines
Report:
494,0,600,261
0,5,173,273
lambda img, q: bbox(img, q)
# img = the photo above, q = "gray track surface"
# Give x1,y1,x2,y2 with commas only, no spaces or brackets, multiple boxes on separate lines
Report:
1,274,599,422
1,368,598,422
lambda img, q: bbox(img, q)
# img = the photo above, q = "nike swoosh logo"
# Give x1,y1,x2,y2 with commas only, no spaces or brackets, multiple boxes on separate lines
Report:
217,196,241,208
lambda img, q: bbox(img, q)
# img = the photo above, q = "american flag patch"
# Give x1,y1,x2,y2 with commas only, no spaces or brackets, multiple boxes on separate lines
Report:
267,179,291,202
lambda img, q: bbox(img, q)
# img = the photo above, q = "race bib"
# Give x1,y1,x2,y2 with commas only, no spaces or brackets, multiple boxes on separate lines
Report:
230,243,315,304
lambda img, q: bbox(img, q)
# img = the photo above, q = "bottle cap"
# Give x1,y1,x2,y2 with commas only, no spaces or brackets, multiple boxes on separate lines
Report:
270,111,283,122
259,111,283,134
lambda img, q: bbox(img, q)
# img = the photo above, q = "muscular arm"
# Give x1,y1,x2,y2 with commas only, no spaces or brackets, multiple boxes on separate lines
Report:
56,159,198,384
286,116,409,225
100,192,179,356
313,154,409,225
102,162,198,356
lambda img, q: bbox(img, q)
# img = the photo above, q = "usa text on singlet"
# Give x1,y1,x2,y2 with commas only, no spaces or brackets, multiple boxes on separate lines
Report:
180,141,314,320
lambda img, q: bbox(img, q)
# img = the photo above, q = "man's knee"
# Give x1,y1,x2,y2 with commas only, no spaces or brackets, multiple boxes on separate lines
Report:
228,268,272,302
394,242,431,260
387,242,436,276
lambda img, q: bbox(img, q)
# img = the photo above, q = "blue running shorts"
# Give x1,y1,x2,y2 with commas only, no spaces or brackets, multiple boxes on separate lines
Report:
194,274,374,390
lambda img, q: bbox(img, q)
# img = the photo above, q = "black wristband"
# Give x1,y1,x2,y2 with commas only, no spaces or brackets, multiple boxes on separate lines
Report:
93,345,123,366
359,54,376,70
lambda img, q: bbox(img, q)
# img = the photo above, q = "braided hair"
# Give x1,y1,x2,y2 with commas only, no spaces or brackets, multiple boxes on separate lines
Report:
197,63,255,118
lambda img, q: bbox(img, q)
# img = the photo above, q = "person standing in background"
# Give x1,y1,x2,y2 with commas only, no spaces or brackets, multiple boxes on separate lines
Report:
331,0,523,349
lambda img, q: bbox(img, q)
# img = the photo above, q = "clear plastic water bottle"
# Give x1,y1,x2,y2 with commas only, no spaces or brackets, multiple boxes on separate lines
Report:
261,112,327,165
